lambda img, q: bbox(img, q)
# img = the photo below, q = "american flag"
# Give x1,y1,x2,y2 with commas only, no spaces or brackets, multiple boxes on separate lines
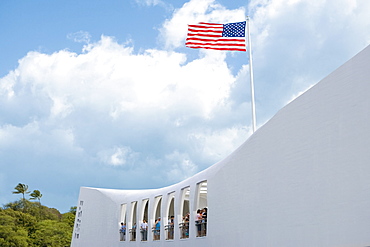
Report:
185,21,246,51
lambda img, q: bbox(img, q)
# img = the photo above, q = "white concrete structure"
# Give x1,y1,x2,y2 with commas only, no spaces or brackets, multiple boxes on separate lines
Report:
71,45,370,247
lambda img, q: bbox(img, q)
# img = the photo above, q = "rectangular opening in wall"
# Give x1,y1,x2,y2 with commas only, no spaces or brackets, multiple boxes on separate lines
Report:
130,201,137,241
140,199,149,241
180,187,190,239
195,181,207,237
153,196,162,241
119,204,127,241
165,192,175,240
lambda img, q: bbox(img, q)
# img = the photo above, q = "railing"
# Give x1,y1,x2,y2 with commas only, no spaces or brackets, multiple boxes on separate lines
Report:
129,228,136,241
179,222,189,239
195,219,207,237
128,220,206,242
140,229,148,241
152,226,160,240
164,224,174,240
119,231,126,241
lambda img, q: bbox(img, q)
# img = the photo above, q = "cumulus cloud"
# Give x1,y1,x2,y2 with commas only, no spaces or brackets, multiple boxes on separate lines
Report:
67,31,91,44
165,151,198,182
1,0,370,212
98,146,139,167
246,0,370,123
0,19,248,210
189,126,251,162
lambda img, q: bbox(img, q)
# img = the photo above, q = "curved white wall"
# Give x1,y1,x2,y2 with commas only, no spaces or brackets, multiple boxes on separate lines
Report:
71,45,370,247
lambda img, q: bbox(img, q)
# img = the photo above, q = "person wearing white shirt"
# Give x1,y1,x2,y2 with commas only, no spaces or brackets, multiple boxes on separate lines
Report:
140,220,148,241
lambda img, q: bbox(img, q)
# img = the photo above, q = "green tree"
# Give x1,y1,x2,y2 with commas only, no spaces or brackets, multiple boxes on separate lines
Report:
31,220,72,247
3,200,25,211
69,206,77,215
61,208,76,228
12,183,30,201
30,190,42,203
0,209,33,247
1,208,37,229
4,200,60,221
3,185,75,246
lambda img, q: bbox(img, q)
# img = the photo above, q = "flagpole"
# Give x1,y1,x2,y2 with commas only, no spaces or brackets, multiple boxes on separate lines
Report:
246,16,257,133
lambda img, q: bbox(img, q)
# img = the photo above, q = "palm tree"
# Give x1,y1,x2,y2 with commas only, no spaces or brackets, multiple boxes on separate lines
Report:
30,189,43,203
12,183,30,200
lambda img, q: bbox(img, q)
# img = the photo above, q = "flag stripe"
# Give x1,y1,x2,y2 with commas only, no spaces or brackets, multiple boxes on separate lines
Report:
187,33,223,38
186,38,246,43
185,21,246,52
187,29,223,35
189,47,246,51
186,41,245,47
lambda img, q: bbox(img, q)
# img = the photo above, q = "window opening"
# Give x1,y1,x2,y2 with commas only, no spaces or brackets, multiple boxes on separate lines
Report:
152,196,162,241
119,204,127,241
140,199,149,241
179,187,190,239
129,201,137,241
195,181,207,237
165,192,175,240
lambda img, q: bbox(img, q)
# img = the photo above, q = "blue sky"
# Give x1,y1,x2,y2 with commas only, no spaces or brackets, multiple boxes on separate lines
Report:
1,0,369,213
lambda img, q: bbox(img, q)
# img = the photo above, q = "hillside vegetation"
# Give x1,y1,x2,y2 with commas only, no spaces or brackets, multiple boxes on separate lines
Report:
0,183,75,247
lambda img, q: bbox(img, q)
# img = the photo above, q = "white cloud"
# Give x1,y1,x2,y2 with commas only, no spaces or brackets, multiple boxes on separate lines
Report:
10,35,237,120
67,31,91,44
165,151,198,182
189,126,251,162
0,70,17,98
245,0,370,124
135,0,164,7
98,146,139,166
50,96,73,118
0,121,82,157
0,30,248,190
1,0,370,212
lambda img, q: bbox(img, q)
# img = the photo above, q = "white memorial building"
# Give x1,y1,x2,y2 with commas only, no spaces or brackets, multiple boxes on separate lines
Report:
71,45,370,247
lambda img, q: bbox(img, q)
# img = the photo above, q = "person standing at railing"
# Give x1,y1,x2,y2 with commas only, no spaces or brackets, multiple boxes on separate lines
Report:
140,220,148,241
154,218,161,240
132,223,137,241
180,213,190,239
184,213,190,238
168,216,174,239
195,209,203,237
202,208,207,236
119,222,126,241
